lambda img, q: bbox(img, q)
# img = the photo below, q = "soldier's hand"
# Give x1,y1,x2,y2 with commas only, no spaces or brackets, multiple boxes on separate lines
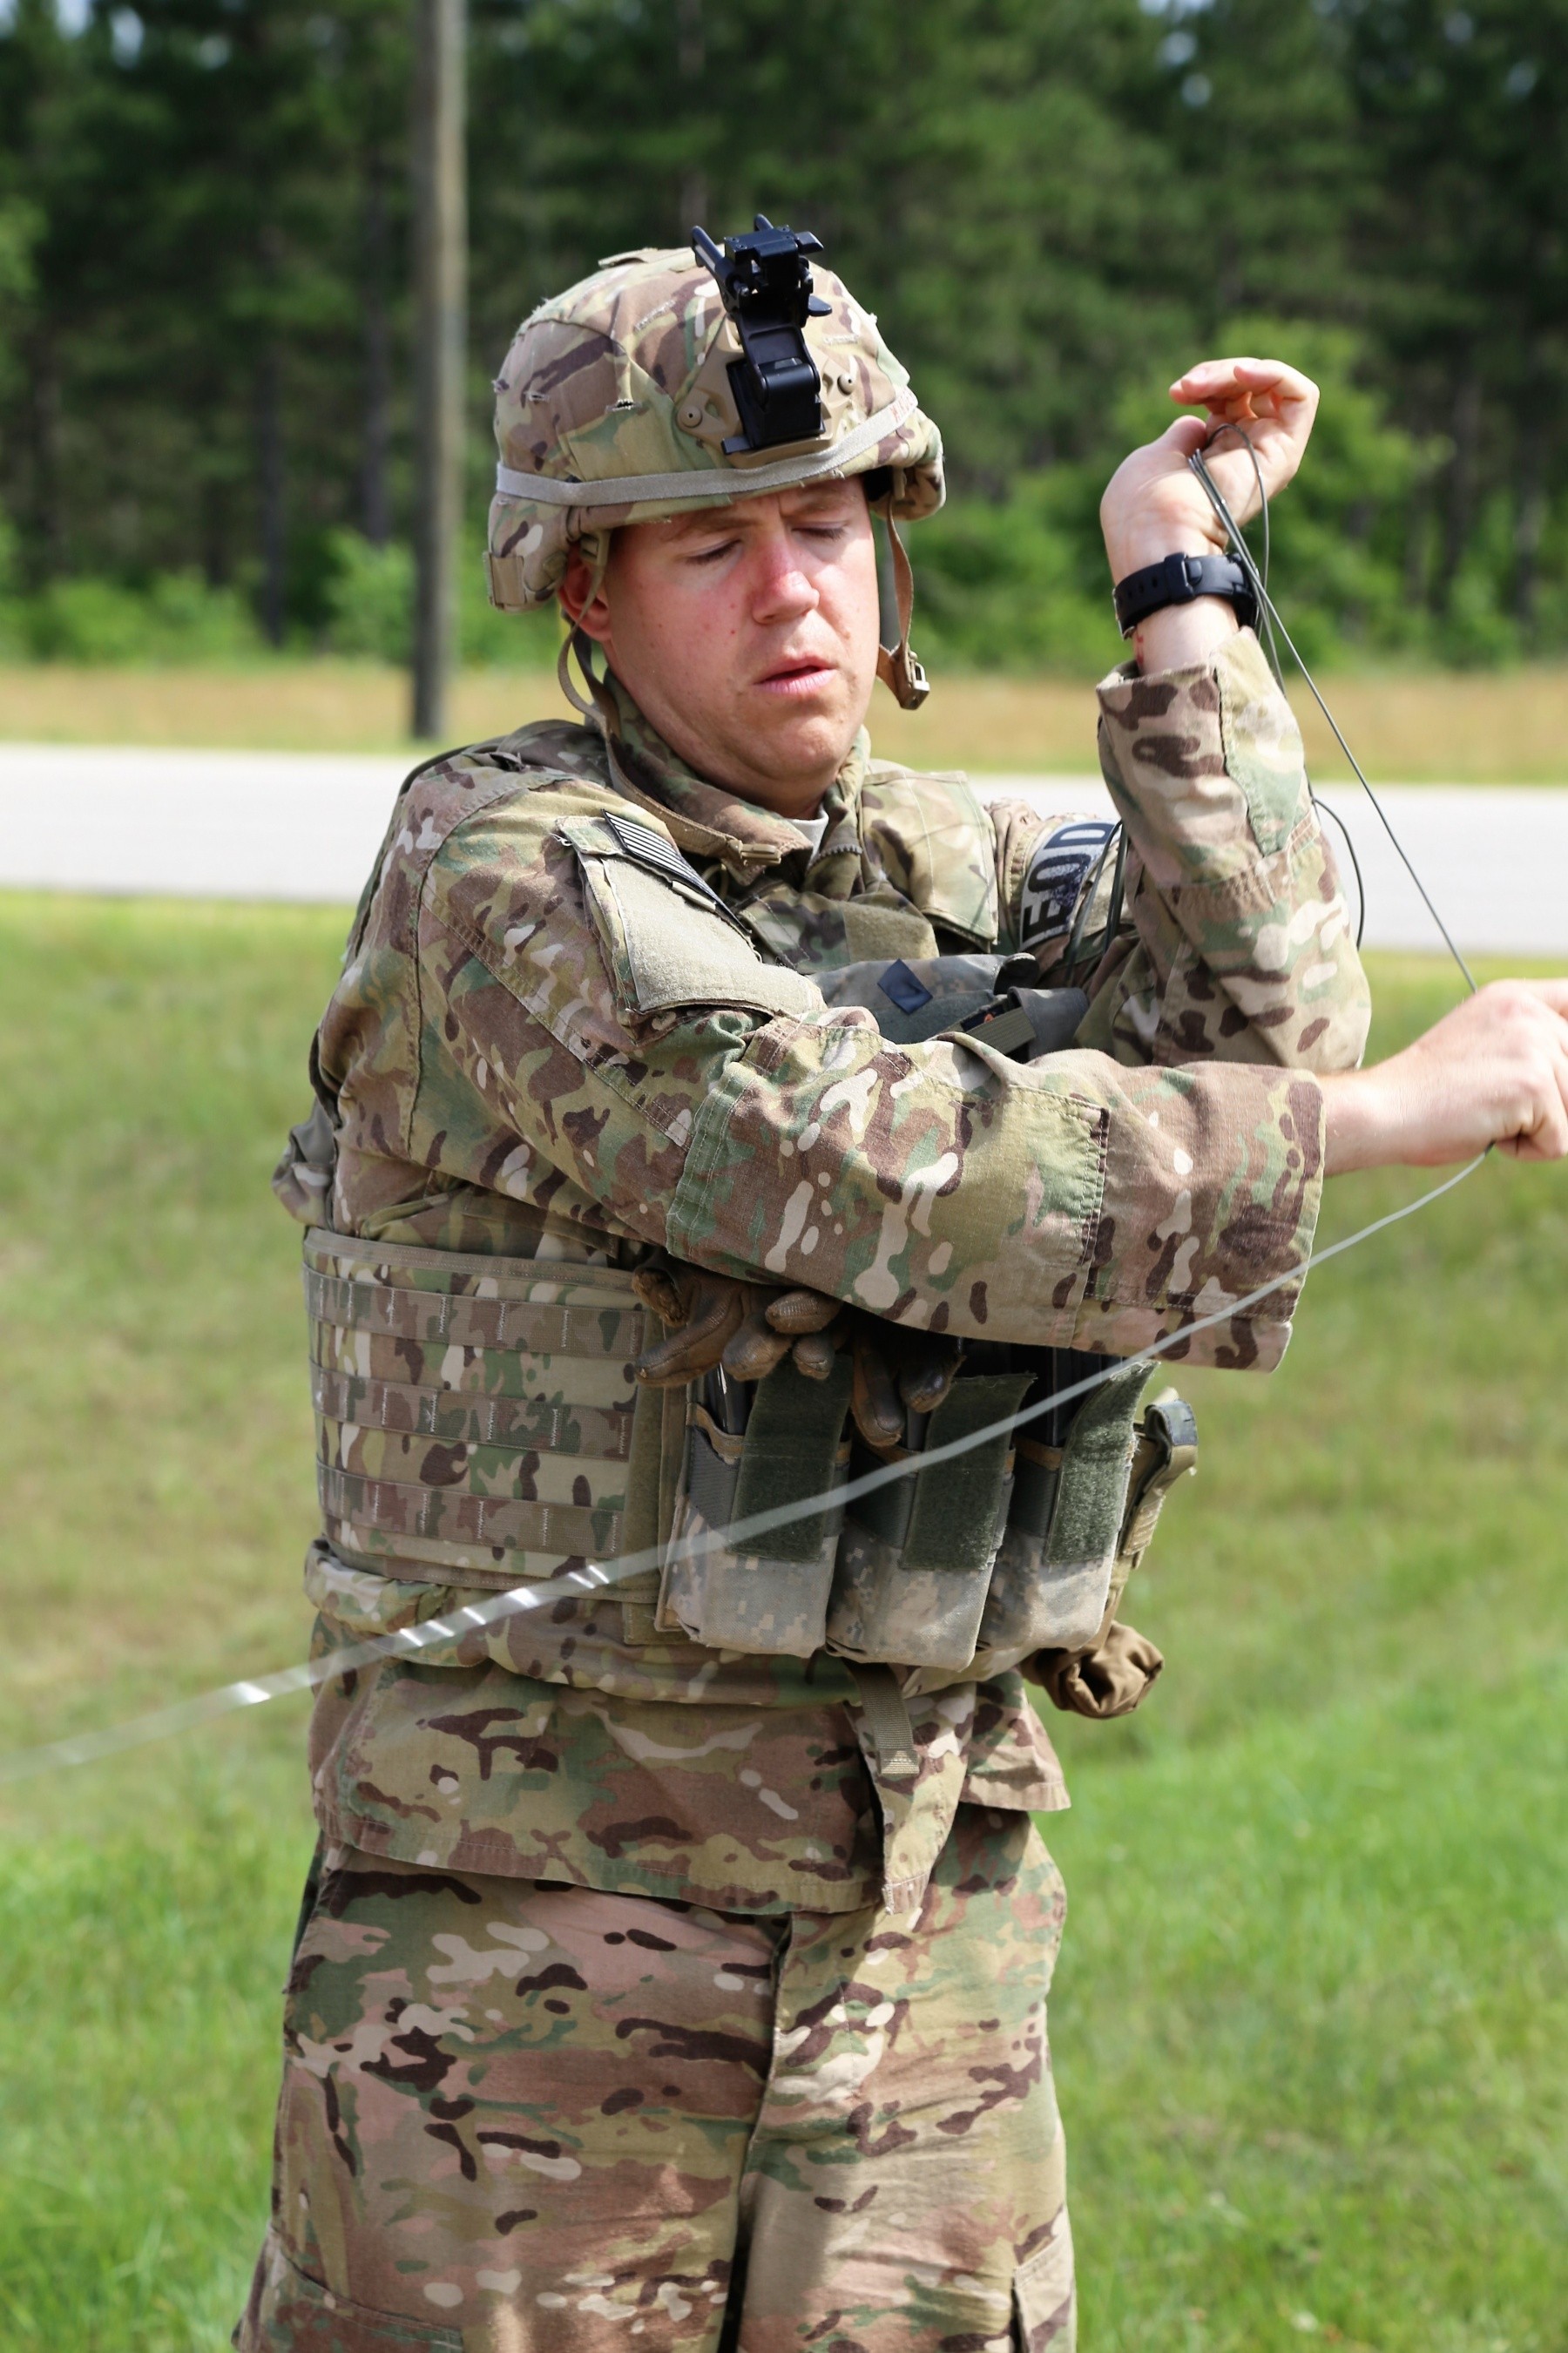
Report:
631,1255,963,1433
1031,1620,1165,1721
1099,355,1320,585
631,1258,841,1387
1321,978,1568,1170
1170,355,1319,517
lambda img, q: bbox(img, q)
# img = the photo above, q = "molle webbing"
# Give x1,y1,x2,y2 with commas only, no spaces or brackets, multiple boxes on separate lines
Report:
304,1228,645,1587
308,1366,632,1458
306,1268,637,1357
316,1468,618,1565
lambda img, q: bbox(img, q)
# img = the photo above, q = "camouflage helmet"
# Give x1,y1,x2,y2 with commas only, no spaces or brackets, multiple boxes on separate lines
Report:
485,222,944,707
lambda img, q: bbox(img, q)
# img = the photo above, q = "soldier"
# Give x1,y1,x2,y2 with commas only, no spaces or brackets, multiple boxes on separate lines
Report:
240,226,1568,2352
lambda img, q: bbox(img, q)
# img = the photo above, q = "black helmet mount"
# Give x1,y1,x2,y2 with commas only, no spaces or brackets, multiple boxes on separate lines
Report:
691,213,833,455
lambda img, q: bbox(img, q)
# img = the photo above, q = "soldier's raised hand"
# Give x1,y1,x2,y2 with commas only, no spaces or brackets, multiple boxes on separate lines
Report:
1098,355,1319,585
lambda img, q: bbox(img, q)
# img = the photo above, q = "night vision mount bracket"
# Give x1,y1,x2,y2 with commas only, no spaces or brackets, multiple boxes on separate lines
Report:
691,214,832,454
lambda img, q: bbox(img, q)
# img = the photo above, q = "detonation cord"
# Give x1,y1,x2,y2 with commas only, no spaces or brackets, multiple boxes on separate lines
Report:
1205,422,1373,951
0,428,1495,1793
1188,430,1476,994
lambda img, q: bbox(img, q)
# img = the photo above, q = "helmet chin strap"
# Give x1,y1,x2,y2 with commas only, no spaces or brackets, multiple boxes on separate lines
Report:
558,630,647,815
555,535,624,736
553,539,663,812
556,625,616,727
874,509,930,711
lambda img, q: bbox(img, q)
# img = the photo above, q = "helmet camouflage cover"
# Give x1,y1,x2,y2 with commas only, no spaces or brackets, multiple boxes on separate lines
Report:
486,227,944,706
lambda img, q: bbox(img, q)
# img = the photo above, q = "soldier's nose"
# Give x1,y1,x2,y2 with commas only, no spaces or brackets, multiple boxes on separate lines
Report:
747,531,819,626
751,570,817,631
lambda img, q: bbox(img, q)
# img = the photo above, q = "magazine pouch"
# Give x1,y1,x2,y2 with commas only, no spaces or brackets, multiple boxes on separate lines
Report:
658,1354,854,1654
977,1363,1188,1662
825,1369,1037,1672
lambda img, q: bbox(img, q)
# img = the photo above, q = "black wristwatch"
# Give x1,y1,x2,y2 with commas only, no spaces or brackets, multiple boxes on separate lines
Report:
1112,551,1257,640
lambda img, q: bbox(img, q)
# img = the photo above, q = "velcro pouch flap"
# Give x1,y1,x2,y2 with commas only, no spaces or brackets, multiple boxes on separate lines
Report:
564,814,820,1020
902,1369,1036,1572
1044,1359,1151,1579
731,1353,855,1564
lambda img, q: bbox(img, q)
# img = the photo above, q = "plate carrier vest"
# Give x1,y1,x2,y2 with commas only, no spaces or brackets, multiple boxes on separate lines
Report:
290,754,1197,1685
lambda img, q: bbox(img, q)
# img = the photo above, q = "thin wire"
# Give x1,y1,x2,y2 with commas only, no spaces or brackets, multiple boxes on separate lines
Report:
0,1153,1485,1790
1210,420,1286,684
1188,436,1478,994
1312,791,1368,951
1195,423,1366,944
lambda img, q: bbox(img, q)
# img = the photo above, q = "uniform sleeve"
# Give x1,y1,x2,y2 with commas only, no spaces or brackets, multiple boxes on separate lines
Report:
1077,629,1370,1073
417,815,1323,1374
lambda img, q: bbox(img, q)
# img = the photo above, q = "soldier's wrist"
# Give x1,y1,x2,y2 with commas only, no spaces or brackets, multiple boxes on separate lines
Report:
1132,598,1240,676
1321,1067,1402,1175
1102,525,1214,581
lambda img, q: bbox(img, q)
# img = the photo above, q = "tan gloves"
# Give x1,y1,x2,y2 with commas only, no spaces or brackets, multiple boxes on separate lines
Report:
630,1255,963,1450
1031,1619,1165,1720
631,1261,838,1383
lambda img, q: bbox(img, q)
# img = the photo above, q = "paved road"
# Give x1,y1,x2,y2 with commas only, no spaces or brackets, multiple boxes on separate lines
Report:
0,741,1562,957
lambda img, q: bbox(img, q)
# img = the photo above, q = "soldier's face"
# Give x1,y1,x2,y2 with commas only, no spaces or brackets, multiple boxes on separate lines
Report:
563,480,882,815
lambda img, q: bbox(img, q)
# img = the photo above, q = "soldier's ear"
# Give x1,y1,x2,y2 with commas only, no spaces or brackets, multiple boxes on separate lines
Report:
559,539,615,644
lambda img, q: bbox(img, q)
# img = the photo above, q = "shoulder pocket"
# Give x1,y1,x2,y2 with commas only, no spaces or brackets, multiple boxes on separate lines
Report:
861,764,1000,946
561,815,821,1022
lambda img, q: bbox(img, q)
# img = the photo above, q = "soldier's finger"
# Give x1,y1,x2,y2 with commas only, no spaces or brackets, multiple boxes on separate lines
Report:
722,1305,794,1382
764,1287,841,1335
634,1277,747,1384
1503,1092,1568,1160
791,1328,841,1381
634,1331,718,1383
1524,1029,1568,1159
630,1265,688,1325
851,1326,904,1450
899,1334,962,1417
1231,355,1320,410
1172,355,1318,422
1504,1016,1568,1159
633,1326,728,1383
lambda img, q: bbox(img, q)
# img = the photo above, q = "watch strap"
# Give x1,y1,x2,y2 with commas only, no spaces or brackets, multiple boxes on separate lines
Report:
1112,551,1258,639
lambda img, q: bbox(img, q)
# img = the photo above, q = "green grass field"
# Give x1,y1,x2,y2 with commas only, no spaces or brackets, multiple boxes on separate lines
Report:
0,896,1564,2351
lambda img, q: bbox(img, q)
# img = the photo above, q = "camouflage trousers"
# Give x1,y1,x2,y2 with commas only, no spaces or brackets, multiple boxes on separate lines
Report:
236,1807,1072,2353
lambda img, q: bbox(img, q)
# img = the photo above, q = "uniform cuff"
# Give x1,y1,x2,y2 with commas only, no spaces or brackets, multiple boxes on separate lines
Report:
1096,628,1312,887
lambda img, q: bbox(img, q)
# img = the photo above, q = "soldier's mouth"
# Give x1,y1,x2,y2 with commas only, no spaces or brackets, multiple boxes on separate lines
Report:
755,658,836,697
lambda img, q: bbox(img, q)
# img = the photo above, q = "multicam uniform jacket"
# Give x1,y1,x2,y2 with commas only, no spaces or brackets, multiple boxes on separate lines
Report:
275,628,1369,1918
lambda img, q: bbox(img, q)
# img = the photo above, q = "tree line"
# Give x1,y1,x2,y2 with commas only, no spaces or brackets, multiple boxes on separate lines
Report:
1,0,1565,671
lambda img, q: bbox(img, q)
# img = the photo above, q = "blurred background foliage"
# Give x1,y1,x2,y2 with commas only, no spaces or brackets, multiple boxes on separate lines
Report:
2,0,1567,673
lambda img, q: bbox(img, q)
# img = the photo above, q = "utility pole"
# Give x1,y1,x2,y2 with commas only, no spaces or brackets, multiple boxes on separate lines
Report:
676,0,707,235
411,0,467,740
